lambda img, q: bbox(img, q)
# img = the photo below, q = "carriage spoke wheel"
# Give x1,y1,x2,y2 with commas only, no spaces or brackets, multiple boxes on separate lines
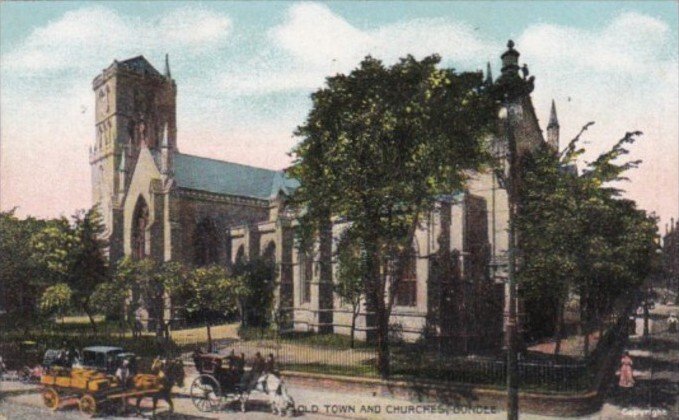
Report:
191,375,221,412
42,388,59,411
79,394,98,417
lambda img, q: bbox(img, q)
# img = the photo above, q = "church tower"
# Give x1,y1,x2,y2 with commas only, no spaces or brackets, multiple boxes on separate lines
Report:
90,55,176,260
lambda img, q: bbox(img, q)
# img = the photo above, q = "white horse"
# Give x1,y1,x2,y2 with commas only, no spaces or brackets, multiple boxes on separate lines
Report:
240,373,295,416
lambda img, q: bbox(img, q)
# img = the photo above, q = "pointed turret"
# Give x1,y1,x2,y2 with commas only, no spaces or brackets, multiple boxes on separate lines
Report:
485,62,493,85
546,99,560,151
160,122,173,176
164,54,171,79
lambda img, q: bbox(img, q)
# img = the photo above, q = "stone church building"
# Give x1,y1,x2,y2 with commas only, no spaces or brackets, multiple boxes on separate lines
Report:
91,42,559,351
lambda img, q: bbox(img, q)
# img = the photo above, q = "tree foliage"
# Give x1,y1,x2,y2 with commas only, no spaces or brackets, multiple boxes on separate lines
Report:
289,55,497,375
185,265,239,351
30,207,109,331
39,283,72,322
113,257,188,338
517,128,658,352
232,257,277,330
0,210,53,329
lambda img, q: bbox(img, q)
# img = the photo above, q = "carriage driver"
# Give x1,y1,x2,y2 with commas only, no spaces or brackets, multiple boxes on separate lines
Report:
264,353,276,374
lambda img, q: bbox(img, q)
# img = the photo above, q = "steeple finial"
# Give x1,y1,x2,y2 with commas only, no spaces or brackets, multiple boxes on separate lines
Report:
164,53,171,78
548,99,559,128
485,62,493,84
500,39,520,77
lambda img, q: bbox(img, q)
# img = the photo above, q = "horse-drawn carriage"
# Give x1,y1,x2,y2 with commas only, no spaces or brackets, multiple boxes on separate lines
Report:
40,346,183,416
190,352,295,416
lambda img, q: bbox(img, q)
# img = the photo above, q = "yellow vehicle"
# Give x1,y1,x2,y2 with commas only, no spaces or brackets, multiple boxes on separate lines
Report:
40,366,163,416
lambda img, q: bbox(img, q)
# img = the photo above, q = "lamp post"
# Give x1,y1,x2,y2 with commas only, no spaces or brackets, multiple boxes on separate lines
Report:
494,39,533,420
501,94,520,420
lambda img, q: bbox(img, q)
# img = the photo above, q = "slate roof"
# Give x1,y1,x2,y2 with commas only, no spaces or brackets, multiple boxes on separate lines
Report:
173,153,299,200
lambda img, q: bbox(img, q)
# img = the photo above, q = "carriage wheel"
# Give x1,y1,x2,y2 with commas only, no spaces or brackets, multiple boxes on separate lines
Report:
42,387,59,411
190,375,221,412
79,394,98,417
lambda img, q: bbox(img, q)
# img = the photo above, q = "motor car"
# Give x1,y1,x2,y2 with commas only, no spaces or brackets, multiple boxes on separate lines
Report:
81,346,137,375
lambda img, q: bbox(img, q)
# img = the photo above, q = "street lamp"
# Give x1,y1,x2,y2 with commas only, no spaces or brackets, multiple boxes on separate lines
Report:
497,93,520,420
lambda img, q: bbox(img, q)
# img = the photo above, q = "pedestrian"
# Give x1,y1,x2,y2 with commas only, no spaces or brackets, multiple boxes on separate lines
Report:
667,313,677,333
618,351,635,389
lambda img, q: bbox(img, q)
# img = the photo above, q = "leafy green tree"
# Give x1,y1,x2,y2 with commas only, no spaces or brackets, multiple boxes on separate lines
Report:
186,265,238,351
114,257,187,338
289,55,496,376
30,207,109,331
232,257,277,332
90,281,128,322
517,127,658,355
40,283,72,324
0,210,53,330
335,229,366,348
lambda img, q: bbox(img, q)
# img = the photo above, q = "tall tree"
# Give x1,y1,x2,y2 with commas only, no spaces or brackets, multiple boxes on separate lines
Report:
0,210,53,330
31,207,109,332
517,128,658,354
185,265,239,352
114,257,187,339
232,257,277,331
289,55,497,376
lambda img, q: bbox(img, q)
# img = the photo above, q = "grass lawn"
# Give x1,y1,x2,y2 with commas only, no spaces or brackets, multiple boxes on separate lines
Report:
170,323,239,345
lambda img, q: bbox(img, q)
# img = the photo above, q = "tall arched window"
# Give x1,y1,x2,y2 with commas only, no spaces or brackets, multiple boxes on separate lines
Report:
395,247,418,307
194,218,220,266
263,241,276,265
235,245,246,267
131,197,149,259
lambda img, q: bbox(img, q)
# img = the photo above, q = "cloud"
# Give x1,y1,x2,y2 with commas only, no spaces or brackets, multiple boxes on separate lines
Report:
1,6,232,73
1,3,677,227
221,2,495,96
518,12,678,226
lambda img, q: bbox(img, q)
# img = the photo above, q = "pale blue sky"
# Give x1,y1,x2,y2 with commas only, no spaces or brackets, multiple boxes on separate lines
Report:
1,1,677,230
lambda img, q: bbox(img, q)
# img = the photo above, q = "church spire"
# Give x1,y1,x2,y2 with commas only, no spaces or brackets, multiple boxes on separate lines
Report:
164,53,171,79
546,99,560,151
548,99,559,129
485,62,493,85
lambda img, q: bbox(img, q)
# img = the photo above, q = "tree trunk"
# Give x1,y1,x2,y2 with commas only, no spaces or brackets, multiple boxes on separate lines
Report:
376,307,390,377
206,320,213,353
350,305,358,349
554,297,565,356
84,306,97,333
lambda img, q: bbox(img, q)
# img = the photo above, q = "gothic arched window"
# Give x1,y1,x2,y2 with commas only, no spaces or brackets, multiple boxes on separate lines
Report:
235,245,246,266
131,197,149,259
263,241,276,265
194,218,220,266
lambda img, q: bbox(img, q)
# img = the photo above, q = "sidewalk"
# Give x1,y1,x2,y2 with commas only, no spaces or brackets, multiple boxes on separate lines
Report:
599,302,679,419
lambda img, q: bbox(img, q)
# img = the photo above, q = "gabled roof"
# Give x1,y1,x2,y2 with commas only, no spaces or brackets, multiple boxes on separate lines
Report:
173,153,298,200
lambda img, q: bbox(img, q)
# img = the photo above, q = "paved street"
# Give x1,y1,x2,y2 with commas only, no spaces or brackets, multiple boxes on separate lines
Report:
3,302,678,420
